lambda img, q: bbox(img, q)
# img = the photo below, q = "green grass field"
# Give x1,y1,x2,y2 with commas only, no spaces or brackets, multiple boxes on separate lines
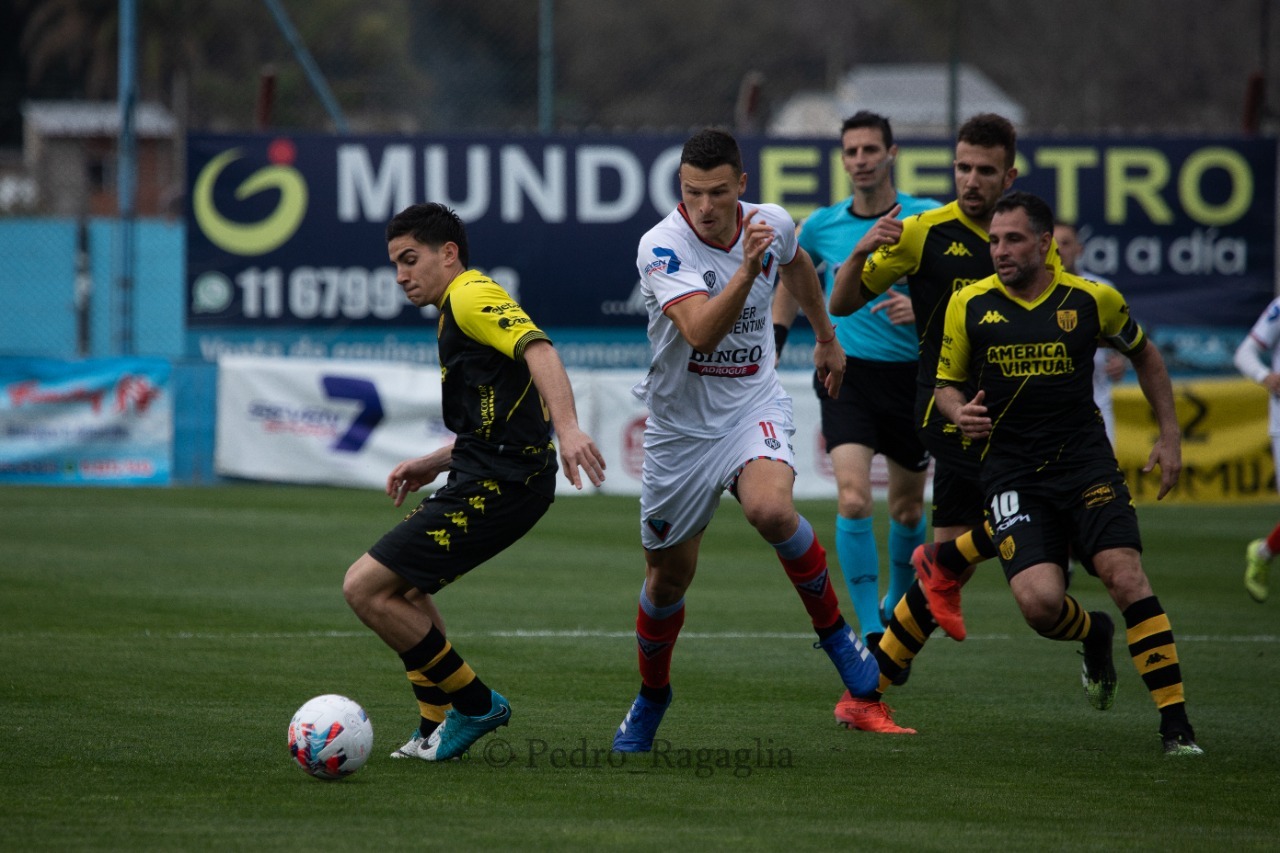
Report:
2,484,1277,850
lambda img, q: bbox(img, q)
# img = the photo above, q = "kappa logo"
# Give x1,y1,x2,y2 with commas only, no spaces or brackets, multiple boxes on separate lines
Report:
1145,651,1171,666
980,310,1009,324
426,529,451,550
445,511,469,532
944,242,972,257
467,495,487,513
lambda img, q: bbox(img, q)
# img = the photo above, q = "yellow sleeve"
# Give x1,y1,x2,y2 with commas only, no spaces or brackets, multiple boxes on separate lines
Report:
450,278,550,359
936,288,972,386
1094,281,1146,355
862,214,927,296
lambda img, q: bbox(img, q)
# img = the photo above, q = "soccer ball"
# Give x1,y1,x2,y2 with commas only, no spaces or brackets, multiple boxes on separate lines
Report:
288,694,374,780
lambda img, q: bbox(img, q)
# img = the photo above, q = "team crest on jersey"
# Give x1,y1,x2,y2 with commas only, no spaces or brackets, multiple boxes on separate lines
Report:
761,250,775,277
999,535,1016,561
703,270,716,287
646,516,673,541
1057,309,1078,332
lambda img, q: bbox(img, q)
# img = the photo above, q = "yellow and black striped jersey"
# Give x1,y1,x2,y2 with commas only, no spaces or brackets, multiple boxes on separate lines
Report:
937,269,1145,481
861,200,995,389
437,270,556,495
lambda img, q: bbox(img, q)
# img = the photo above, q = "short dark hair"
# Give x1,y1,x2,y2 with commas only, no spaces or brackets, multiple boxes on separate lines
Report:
994,190,1055,237
385,202,470,268
957,113,1017,169
841,110,894,148
680,127,743,174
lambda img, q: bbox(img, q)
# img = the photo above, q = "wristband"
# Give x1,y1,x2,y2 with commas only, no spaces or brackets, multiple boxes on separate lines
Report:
815,332,835,344
773,323,790,352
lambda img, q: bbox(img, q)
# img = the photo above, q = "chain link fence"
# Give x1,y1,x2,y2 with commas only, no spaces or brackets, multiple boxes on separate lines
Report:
2,0,1277,360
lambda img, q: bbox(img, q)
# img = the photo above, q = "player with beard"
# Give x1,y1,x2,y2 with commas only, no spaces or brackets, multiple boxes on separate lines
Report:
934,190,1201,756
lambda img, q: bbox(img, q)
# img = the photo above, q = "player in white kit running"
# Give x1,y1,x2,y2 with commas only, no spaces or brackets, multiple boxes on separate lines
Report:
611,128,881,752
1234,296,1280,603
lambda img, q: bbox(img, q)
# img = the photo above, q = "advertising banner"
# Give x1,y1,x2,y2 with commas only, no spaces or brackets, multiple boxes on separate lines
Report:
215,355,452,489
213,356,904,500
0,357,172,485
186,133,1276,367
1115,376,1275,503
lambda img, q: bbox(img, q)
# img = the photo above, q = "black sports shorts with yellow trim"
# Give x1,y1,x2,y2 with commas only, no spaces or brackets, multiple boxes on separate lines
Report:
914,385,986,528
814,357,930,473
368,472,552,595
984,461,1142,582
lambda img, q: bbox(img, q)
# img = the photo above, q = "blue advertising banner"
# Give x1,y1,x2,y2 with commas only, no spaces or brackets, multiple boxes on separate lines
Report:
0,357,173,485
186,133,1276,364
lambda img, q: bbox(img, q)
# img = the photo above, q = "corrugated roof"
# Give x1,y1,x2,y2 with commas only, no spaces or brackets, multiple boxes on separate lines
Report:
21,100,178,138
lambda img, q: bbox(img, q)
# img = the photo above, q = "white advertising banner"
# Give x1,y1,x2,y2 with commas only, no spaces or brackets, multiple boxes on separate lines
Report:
216,355,453,489
215,356,900,500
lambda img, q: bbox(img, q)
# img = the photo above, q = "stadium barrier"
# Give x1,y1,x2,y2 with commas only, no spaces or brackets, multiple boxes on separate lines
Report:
4,355,1272,505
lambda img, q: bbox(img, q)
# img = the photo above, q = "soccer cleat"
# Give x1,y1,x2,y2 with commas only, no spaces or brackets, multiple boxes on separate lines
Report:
879,595,895,627
1162,731,1205,757
834,691,917,734
422,690,512,761
1245,538,1270,603
815,624,880,697
1080,611,1117,711
389,730,432,760
612,690,671,752
912,543,966,641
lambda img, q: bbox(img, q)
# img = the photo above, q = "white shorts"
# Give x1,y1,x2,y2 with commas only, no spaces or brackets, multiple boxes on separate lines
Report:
639,400,796,550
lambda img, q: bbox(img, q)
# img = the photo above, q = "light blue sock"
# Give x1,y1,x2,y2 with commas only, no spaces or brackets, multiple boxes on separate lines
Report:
887,517,928,620
772,515,815,560
835,514,881,635
639,581,685,620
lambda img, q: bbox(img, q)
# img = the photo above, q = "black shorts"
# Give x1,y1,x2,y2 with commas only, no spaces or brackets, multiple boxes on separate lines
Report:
985,462,1142,581
367,472,552,594
814,358,929,472
915,387,986,528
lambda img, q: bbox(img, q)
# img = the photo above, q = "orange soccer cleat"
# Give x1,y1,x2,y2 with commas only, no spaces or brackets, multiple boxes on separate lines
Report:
834,691,917,734
912,542,966,641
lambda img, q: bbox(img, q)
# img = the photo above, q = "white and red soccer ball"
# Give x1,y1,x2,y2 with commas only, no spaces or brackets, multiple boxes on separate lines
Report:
288,694,373,780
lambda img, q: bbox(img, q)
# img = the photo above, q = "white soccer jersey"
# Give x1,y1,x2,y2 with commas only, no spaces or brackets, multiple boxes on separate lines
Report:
633,201,796,437
1242,296,1280,435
